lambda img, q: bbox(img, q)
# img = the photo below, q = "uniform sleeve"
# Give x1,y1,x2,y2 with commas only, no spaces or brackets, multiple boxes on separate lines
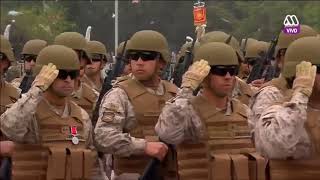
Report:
155,87,205,145
0,86,42,143
249,86,284,128
254,92,311,159
94,88,146,157
79,108,94,148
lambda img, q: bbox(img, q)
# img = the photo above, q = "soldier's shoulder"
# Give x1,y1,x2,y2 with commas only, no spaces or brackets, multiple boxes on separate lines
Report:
82,83,99,100
4,81,21,99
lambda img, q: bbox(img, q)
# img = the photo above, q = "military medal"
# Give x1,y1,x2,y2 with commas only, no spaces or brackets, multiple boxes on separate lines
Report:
70,126,79,145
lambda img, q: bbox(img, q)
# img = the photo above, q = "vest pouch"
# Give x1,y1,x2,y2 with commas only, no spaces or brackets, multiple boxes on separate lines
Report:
230,154,249,180
46,147,67,180
210,153,231,180
83,149,97,179
69,148,84,179
269,158,320,180
245,152,267,180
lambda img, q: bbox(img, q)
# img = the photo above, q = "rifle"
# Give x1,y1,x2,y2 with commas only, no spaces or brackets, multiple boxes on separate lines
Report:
0,157,12,180
246,35,279,84
19,74,34,94
92,40,128,128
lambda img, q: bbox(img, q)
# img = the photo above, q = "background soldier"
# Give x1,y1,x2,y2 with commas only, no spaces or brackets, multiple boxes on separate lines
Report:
11,39,47,93
94,30,177,180
54,32,99,117
83,40,108,92
0,45,103,180
156,42,255,180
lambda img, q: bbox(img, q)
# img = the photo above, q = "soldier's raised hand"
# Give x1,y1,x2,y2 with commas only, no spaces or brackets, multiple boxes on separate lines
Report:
144,142,168,161
32,63,59,91
293,61,317,97
181,59,210,90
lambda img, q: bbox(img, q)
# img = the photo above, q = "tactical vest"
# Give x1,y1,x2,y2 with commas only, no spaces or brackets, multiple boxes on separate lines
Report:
113,78,177,178
11,100,97,180
71,83,98,117
0,81,20,115
177,96,263,180
235,77,253,105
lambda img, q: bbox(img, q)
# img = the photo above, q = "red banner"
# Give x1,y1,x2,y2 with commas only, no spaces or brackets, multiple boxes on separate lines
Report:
193,6,206,26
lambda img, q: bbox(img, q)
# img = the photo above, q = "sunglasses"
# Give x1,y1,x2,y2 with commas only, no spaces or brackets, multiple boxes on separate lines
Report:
57,69,80,80
21,54,37,63
0,52,7,61
91,53,106,62
210,65,239,76
127,51,160,61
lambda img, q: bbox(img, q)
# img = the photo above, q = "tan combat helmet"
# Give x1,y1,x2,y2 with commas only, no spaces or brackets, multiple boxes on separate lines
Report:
194,42,238,66
117,40,130,56
199,31,244,62
54,32,91,62
34,45,80,76
21,39,47,55
0,35,15,63
245,41,269,59
282,36,320,78
85,40,108,61
275,24,318,57
126,30,170,63
240,38,258,55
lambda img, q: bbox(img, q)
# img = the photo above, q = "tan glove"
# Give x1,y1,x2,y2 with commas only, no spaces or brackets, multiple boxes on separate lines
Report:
181,59,210,90
32,63,59,91
293,61,317,97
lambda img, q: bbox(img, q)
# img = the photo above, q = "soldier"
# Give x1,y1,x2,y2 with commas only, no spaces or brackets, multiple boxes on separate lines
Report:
83,41,108,92
249,25,318,130
0,45,104,180
199,31,254,105
94,30,178,180
274,24,317,75
54,32,99,117
253,36,320,158
0,35,20,115
117,41,132,77
11,39,47,93
156,42,258,180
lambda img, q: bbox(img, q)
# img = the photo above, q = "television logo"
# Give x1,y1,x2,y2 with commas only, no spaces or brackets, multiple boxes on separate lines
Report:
283,15,300,34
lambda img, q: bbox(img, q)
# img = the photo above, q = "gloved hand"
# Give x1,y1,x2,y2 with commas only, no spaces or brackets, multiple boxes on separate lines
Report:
181,59,210,90
293,61,317,97
32,63,59,91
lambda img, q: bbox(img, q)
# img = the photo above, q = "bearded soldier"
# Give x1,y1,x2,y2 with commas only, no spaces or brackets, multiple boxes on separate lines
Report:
0,45,104,180
94,30,178,180
54,32,99,117
83,41,108,92
156,42,264,180
11,39,47,93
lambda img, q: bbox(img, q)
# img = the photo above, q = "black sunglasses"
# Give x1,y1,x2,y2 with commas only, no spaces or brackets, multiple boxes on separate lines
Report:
57,69,80,80
127,51,160,61
0,52,7,61
91,53,106,62
21,54,37,63
210,65,239,76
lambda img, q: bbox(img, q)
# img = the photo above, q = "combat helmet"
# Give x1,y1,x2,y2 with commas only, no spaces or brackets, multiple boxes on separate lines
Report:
194,42,238,66
22,39,47,56
276,24,318,57
0,35,15,63
34,45,80,76
126,30,170,63
282,36,320,78
54,32,91,62
199,31,244,62
85,40,108,61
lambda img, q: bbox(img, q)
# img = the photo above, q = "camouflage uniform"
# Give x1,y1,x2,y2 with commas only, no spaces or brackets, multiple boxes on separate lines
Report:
232,76,254,105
